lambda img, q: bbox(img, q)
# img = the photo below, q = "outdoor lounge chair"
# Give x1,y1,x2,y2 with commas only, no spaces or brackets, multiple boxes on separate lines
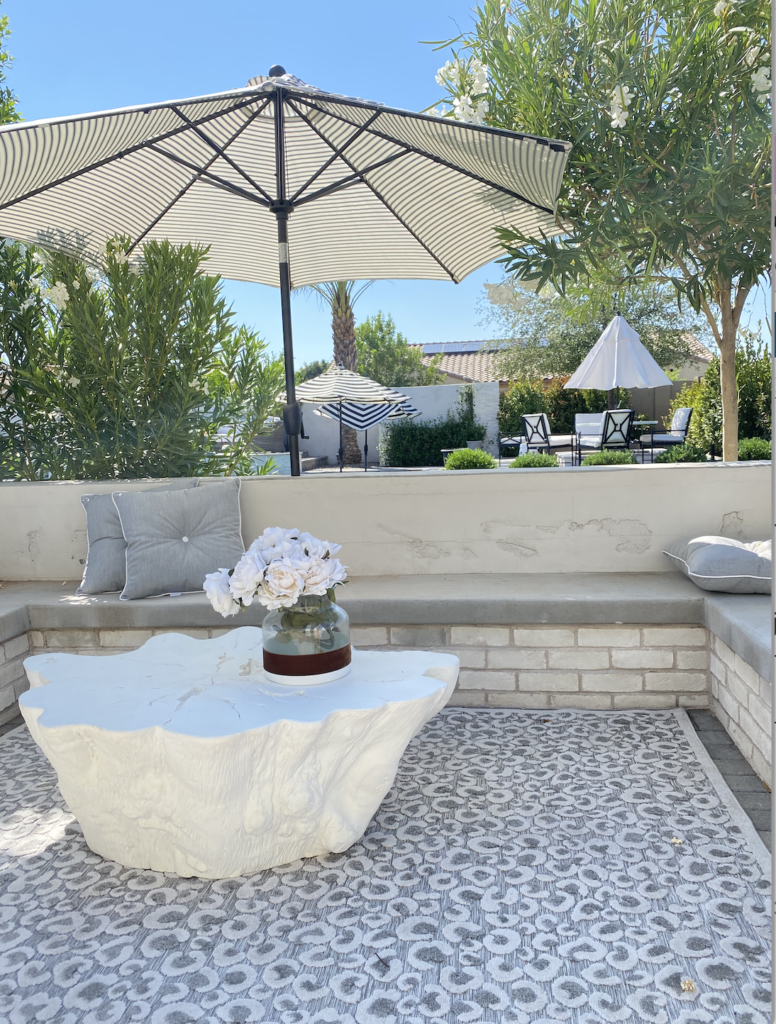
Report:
521,413,578,464
638,407,693,463
577,409,635,459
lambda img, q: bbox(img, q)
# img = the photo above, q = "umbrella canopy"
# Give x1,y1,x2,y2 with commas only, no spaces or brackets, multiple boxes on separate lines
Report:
563,316,672,391
0,67,571,473
293,366,409,406
0,72,571,287
313,399,420,431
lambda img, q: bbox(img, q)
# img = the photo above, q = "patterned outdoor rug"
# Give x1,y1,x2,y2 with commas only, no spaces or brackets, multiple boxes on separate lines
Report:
0,709,770,1024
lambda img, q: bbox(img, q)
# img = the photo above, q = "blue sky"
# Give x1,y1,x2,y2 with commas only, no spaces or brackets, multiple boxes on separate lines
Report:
3,0,767,363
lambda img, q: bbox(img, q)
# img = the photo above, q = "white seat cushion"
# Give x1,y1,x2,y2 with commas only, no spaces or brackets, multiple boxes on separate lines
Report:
640,432,683,443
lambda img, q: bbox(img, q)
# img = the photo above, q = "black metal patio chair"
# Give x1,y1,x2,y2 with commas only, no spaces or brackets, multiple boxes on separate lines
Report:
637,407,693,463
521,413,578,464
577,409,635,460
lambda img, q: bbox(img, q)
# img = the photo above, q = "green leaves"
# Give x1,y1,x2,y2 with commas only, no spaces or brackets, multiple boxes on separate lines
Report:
0,238,283,480
355,312,443,388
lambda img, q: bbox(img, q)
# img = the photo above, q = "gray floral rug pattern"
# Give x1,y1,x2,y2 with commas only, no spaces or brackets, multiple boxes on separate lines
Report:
0,709,770,1024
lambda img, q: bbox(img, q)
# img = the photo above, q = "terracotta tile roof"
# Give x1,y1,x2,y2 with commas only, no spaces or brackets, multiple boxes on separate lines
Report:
410,341,506,383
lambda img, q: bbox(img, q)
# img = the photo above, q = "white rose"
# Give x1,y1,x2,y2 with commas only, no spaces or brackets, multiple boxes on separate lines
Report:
259,558,305,610
204,567,240,618
301,556,348,596
296,532,342,559
228,550,265,606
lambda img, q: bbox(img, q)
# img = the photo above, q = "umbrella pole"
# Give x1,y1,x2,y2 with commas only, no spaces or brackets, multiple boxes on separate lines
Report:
339,400,343,472
364,428,368,471
272,89,301,477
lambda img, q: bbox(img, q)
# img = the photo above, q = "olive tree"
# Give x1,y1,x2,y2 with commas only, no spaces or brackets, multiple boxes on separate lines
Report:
433,0,770,459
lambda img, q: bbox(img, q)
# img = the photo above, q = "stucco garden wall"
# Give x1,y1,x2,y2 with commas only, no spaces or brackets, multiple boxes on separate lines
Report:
0,461,767,581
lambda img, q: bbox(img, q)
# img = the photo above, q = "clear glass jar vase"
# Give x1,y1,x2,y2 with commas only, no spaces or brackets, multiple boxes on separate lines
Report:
261,594,351,685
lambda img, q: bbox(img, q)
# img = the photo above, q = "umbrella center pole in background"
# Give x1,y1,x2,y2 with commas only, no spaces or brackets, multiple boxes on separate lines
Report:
273,88,301,477
363,428,368,472
338,400,344,472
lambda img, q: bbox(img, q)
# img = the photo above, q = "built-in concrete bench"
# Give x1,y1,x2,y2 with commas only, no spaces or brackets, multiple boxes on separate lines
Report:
0,573,770,781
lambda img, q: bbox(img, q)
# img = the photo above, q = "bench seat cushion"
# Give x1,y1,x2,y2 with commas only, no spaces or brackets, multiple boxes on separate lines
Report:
664,536,771,594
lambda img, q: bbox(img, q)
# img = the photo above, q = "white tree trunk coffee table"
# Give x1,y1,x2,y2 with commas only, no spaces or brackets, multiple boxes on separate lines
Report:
20,628,459,879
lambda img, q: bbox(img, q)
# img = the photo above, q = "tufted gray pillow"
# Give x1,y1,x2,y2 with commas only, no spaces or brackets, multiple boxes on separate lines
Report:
77,479,197,595
664,536,771,594
113,479,244,600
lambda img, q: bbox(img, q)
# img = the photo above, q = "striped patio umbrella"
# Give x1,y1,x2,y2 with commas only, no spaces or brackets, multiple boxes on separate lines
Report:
313,397,421,472
293,366,409,406
0,68,571,474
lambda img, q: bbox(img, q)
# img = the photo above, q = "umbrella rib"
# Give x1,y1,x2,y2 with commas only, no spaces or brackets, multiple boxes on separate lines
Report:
170,103,274,204
293,97,556,216
287,99,457,282
147,145,270,207
127,107,268,254
0,95,265,215
289,110,381,204
293,149,415,208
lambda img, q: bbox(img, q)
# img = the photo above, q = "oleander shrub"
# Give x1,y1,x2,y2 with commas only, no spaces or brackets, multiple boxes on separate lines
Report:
444,447,497,470
738,437,771,460
654,444,708,463
580,450,636,466
508,452,560,468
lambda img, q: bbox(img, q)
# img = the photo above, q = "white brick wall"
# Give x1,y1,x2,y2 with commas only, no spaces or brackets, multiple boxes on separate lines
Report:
709,634,771,783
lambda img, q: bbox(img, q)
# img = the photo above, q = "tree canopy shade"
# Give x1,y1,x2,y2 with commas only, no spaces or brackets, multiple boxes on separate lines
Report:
485,275,704,381
434,0,770,459
356,312,444,388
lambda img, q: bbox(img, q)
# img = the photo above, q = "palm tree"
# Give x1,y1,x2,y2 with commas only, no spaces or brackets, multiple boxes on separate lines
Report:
307,281,373,370
304,281,373,464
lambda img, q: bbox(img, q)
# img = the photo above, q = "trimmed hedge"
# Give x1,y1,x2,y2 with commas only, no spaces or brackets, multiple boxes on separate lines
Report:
444,448,497,470
380,416,486,467
509,452,560,468
654,444,707,463
738,437,771,461
581,450,636,466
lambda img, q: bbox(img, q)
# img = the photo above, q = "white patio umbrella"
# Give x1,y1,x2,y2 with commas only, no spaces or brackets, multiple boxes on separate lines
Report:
564,316,672,399
0,67,571,474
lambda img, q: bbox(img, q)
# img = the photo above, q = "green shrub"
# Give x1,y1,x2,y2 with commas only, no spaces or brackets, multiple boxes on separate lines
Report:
508,452,560,468
738,437,771,460
581,450,636,466
670,334,771,452
654,444,708,463
380,387,486,467
444,448,497,470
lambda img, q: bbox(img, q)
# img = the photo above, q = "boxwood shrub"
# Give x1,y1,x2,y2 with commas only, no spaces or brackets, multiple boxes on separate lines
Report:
654,444,707,463
738,437,771,461
581,450,636,466
444,448,497,470
380,415,486,467
509,452,560,468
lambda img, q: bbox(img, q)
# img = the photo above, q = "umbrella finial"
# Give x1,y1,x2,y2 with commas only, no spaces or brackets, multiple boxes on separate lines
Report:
269,65,286,78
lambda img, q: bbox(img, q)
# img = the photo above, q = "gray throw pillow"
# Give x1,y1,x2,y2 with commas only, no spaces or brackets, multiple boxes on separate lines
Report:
664,536,771,594
113,479,244,600
77,479,197,595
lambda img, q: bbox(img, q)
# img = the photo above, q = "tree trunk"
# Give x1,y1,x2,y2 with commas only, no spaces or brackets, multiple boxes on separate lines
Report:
718,297,739,462
330,283,361,464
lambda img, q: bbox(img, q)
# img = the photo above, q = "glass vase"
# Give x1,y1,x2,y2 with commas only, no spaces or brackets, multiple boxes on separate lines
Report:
261,594,351,685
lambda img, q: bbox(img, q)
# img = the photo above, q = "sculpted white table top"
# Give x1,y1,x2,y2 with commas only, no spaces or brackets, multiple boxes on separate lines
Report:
20,627,459,878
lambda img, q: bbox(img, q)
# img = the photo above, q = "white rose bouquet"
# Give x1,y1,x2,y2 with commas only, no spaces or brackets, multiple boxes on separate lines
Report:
204,528,347,618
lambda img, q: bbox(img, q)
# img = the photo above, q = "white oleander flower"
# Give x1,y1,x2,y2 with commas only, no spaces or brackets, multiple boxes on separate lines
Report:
71,279,80,290
260,558,305,610
67,376,80,387
713,0,729,15
453,94,475,121
204,567,240,617
471,98,490,124
43,281,69,311
228,549,266,606
129,263,142,276
86,267,102,284
751,67,770,93
470,59,489,94
744,46,762,67
112,248,129,265
611,109,629,128
20,295,36,311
